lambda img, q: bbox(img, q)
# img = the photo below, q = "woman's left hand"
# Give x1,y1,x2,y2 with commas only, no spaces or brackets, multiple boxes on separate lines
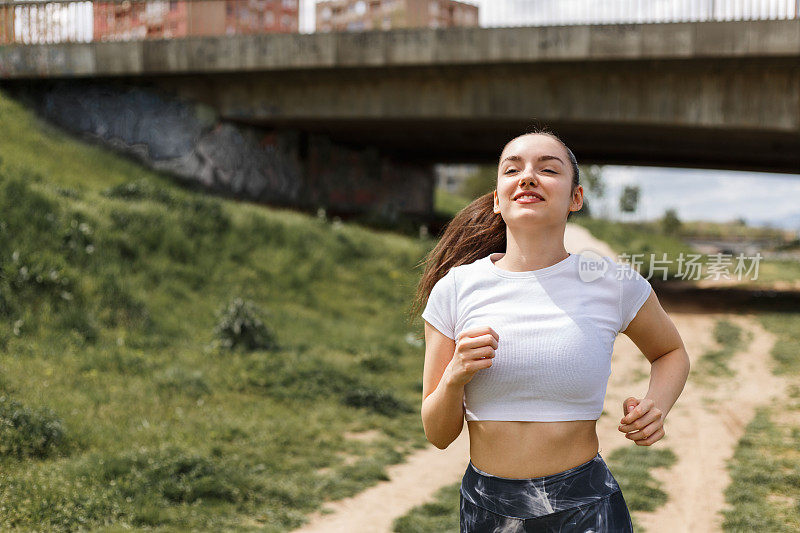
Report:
618,396,665,446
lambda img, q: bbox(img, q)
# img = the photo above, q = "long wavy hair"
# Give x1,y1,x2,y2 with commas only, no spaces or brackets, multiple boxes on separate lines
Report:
408,125,581,331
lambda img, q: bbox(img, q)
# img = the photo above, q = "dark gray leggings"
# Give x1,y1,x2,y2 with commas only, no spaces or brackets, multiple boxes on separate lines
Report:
460,452,634,532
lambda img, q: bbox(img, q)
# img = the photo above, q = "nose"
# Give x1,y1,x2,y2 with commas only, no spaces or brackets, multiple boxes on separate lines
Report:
518,172,538,186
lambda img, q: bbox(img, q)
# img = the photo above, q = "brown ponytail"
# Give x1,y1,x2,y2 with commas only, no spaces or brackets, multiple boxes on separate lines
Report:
409,126,580,332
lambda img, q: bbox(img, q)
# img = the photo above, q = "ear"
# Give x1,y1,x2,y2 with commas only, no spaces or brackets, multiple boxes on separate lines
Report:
572,185,584,211
493,190,500,213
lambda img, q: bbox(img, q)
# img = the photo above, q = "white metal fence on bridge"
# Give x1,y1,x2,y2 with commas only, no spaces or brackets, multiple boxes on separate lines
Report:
0,0,798,45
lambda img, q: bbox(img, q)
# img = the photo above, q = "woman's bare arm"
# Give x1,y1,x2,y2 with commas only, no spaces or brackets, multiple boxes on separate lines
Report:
622,289,691,422
420,322,465,449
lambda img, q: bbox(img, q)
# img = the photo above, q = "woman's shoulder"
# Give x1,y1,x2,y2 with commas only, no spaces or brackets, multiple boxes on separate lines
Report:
449,254,493,283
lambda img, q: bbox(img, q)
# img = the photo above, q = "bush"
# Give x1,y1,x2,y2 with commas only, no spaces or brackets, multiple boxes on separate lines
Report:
179,196,230,238
341,387,413,416
102,179,230,239
59,213,95,265
101,178,179,206
357,353,399,373
212,297,276,351
6,249,76,307
0,395,68,459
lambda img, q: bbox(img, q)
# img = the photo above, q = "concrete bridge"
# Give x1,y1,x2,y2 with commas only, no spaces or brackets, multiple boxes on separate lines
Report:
1,19,798,218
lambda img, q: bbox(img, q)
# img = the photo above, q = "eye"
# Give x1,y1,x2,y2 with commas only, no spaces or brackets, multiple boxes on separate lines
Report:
543,169,558,174
503,168,517,175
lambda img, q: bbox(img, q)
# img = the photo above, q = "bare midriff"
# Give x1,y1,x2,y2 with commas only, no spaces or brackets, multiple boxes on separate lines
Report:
466,419,600,478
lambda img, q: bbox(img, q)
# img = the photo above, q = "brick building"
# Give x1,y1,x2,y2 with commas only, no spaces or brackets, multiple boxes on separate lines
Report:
315,0,478,32
0,4,13,44
94,0,299,41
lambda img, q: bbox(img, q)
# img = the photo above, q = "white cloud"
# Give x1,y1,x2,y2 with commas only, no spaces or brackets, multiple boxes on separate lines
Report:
593,165,800,230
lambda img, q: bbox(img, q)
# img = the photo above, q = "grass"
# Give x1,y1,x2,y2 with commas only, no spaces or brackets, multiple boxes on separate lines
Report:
721,311,800,532
691,318,749,386
722,406,800,532
571,216,799,285
392,482,460,533
569,217,699,278
603,446,678,514
604,447,678,533
0,88,439,531
747,259,800,285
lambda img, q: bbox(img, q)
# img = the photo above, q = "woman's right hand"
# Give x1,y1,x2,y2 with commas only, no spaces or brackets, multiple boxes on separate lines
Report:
445,326,499,387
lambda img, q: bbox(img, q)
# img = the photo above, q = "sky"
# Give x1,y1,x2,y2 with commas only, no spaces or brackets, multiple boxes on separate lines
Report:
592,166,800,232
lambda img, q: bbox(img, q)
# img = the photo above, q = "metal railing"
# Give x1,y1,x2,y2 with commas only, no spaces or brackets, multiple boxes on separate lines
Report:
473,0,800,27
0,0,798,46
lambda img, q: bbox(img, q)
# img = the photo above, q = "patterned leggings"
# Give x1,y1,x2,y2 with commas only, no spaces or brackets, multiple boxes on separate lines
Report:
460,452,634,532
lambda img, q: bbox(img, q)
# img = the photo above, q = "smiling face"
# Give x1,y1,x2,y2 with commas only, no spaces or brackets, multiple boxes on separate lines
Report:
493,134,583,226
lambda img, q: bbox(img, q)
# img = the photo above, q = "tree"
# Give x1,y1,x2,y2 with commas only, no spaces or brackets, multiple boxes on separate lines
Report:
661,208,682,235
619,185,640,220
575,164,605,219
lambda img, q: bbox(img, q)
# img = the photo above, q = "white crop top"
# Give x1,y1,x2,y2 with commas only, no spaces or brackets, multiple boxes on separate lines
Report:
421,251,652,422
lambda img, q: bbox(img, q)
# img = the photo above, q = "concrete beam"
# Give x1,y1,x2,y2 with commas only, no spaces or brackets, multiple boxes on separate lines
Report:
1,20,798,79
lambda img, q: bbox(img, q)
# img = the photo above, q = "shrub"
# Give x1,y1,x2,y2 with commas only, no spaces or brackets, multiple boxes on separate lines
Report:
341,387,413,416
212,297,276,351
101,178,179,206
0,395,68,459
102,179,230,239
4,249,77,318
179,196,230,238
357,353,399,373
60,214,95,264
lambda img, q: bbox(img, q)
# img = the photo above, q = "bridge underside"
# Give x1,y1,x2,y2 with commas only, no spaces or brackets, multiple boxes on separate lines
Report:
236,116,800,174
3,21,799,174
139,53,799,174
3,20,798,221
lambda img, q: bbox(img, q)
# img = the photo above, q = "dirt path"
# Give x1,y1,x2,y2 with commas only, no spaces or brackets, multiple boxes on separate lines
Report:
629,314,789,532
291,225,793,533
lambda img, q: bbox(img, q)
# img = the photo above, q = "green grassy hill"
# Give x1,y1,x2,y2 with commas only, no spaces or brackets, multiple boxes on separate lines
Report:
0,89,437,531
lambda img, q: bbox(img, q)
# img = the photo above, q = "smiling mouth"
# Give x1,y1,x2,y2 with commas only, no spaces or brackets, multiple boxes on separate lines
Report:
514,196,544,204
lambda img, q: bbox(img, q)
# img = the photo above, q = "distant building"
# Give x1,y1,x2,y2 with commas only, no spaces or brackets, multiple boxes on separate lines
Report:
315,0,478,32
0,4,13,44
94,0,299,42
